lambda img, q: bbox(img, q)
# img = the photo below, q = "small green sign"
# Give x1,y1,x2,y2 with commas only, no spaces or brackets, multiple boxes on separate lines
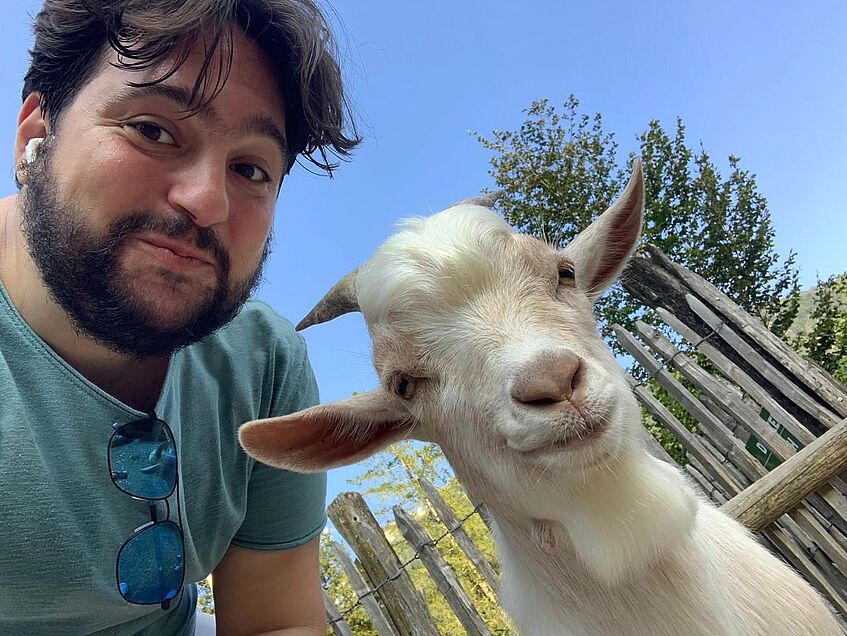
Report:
745,408,804,471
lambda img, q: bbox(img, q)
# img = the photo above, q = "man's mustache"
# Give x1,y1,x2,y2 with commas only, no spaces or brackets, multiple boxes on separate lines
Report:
103,211,229,272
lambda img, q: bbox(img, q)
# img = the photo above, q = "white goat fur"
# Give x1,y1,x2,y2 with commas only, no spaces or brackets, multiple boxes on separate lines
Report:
240,170,841,635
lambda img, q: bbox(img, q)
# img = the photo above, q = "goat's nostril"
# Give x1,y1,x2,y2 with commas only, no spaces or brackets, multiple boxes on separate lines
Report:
512,378,568,406
568,358,583,400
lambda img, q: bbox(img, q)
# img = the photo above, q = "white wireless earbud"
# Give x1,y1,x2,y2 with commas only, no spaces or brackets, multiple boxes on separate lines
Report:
24,137,44,164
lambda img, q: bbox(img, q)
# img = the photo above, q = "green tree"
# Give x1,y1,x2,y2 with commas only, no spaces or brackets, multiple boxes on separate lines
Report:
350,440,453,515
792,273,847,384
474,97,800,345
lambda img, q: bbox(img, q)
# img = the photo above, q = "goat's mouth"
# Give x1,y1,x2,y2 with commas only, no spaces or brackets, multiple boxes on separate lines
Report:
511,407,611,456
544,416,607,452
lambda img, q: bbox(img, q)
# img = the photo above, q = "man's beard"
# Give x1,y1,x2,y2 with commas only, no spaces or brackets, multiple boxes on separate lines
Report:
20,143,269,358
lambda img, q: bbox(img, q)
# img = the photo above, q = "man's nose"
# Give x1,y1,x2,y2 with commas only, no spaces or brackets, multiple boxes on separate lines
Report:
167,160,230,228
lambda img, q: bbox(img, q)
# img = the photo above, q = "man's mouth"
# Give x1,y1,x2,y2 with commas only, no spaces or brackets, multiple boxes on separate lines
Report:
132,234,217,269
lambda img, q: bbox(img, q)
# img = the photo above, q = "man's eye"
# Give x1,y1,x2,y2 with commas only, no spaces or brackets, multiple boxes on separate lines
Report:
133,122,176,145
232,163,270,183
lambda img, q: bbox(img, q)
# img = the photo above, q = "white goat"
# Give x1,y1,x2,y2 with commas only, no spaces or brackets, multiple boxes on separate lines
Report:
239,162,841,635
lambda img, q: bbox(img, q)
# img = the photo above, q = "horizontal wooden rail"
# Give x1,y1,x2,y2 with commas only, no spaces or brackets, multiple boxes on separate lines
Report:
722,418,847,532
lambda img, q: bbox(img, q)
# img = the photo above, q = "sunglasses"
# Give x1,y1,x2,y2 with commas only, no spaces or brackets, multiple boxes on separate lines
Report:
108,416,185,610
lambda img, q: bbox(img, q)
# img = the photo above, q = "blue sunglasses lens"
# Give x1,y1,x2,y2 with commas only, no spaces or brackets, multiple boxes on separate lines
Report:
117,521,184,605
109,418,176,500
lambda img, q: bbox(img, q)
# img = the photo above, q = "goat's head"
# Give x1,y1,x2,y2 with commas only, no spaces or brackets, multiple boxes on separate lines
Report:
240,162,645,516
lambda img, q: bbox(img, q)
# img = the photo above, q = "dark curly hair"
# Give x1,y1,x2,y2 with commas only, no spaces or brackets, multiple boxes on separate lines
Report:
23,0,360,174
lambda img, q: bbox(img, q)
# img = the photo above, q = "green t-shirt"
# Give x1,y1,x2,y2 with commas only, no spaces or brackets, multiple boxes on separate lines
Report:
0,283,327,635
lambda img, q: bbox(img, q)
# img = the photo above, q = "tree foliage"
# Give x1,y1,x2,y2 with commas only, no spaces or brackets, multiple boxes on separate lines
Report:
474,96,800,346
791,273,847,384
349,441,453,516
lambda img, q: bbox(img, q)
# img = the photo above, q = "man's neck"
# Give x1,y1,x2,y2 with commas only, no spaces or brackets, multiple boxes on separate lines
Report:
0,195,169,412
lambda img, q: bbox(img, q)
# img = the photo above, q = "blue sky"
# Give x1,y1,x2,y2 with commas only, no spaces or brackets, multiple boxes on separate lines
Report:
2,1,845,506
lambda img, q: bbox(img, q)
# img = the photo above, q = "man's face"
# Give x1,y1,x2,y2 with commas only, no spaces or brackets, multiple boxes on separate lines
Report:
21,28,288,357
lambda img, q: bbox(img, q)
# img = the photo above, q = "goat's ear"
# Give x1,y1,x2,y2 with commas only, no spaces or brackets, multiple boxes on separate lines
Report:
561,159,644,300
238,389,416,473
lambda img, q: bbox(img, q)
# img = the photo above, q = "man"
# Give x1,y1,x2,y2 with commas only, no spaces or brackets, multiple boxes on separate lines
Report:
0,1,359,634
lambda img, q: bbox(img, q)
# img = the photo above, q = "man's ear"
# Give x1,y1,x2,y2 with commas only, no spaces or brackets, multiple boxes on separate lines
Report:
15,92,48,184
238,388,418,473
561,159,644,300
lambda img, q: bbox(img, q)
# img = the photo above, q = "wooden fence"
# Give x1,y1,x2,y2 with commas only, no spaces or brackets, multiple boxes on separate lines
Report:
321,245,847,634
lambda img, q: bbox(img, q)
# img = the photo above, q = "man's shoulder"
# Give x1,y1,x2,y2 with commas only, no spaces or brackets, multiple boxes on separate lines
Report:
171,299,315,414
175,299,311,383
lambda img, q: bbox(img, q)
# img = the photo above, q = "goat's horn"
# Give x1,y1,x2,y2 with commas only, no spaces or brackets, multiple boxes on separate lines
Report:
296,269,360,331
450,189,505,209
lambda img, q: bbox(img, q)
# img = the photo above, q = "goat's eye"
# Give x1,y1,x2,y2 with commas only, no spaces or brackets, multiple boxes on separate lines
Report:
390,374,418,399
558,264,576,286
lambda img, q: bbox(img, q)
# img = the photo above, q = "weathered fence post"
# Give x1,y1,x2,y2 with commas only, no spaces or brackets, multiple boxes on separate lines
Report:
328,493,440,636
686,294,841,428
418,478,500,598
330,541,399,636
393,506,494,636
323,589,354,636
622,244,847,432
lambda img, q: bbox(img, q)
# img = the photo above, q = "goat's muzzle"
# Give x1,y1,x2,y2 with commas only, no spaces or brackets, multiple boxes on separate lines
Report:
511,348,584,409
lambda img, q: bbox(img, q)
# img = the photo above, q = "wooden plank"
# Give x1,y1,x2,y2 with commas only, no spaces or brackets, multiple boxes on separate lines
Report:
636,328,847,556
656,306,847,531
632,375,844,606
328,493,440,636
634,320,800,461
624,332,847,548
465,493,494,533
655,306,818,447
628,377,743,496
722,418,847,532
393,506,494,636
616,326,766,481
700,435,753,492
686,294,842,428
762,515,847,612
330,541,400,636
655,246,847,419
417,478,500,598
622,248,837,435
633,317,847,550
684,463,729,504
636,421,678,465
761,525,847,619
803,491,847,540
790,509,847,579
629,364,846,606
324,589,355,636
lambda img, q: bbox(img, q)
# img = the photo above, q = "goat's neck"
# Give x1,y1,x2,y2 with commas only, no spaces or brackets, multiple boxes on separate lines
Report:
465,448,698,586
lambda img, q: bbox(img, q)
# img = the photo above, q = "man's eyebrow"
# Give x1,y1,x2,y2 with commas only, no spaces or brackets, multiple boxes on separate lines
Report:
239,114,290,171
104,84,203,117
103,84,291,170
